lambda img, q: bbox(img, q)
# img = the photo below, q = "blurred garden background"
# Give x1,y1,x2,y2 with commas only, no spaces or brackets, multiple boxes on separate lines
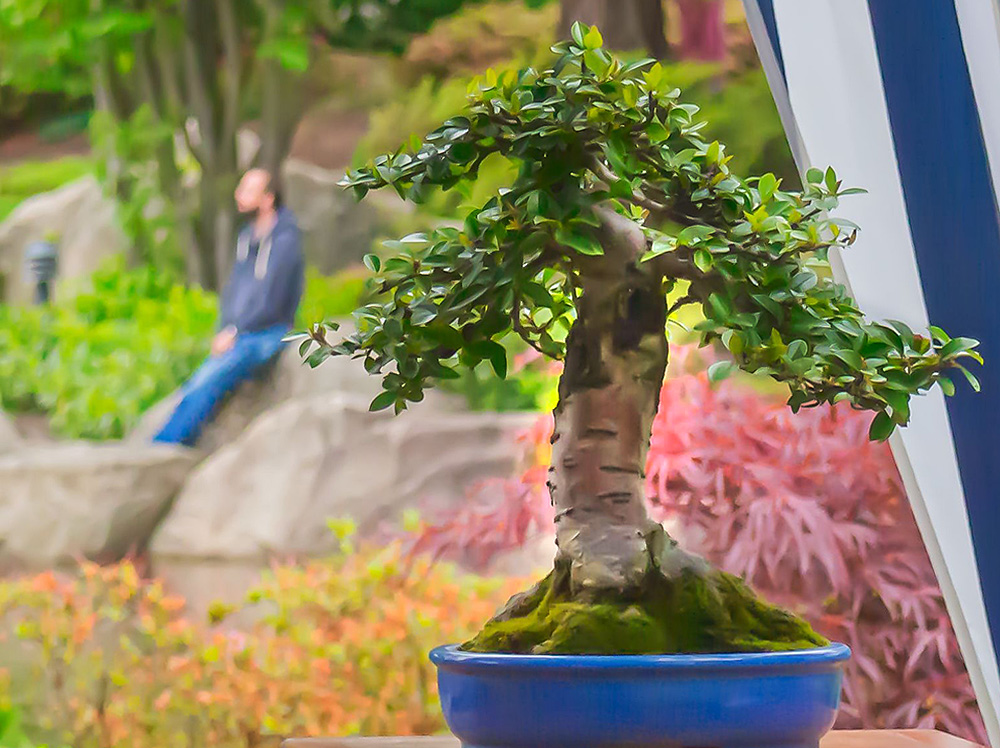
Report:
0,0,989,745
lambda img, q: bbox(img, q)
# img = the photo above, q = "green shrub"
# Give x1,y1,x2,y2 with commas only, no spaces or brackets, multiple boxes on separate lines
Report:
296,265,371,328
0,257,216,439
0,260,389,440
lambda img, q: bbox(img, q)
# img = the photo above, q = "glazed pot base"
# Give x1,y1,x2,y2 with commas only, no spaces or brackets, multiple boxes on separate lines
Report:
431,644,851,748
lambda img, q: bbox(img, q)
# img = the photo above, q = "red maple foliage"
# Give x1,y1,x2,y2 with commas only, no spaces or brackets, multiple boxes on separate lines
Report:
401,345,988,742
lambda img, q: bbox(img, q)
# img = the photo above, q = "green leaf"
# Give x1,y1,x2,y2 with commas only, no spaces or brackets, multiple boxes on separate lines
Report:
707,360,737,384
825,166,838,193
707,292,732,320
831,347,863,370
644,62,664,90
882,390,910,424
489,347,508,378
646,122,669,143
583,25,603,49
676,224,715,246
556,226,603,255
806,167,824,185
938,376,956,397
642,234,675,262
369,391,396,412
468,340,507,378
758,173,777,203
410,303,437,326
722,329,744,355
929,325,951,344
786,339,807,359
570,21,587,47
693,249,713,273
363,254,381,272
940,336,980,359
868,411,895,441
956,364,982,392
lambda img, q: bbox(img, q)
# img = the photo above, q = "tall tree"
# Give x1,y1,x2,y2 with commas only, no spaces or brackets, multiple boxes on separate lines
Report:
0,0,484,289
301,26,981,652
559,0,669,59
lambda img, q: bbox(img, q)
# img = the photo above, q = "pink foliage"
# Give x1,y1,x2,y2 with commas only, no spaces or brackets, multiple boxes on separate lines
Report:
404,346,987,741
676,0,727,62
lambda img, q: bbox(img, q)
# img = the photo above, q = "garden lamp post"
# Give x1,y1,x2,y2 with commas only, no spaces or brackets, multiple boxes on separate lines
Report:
24,239,58,305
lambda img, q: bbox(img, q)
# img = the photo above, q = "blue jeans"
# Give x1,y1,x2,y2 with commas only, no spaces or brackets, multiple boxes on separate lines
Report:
153,325,288,446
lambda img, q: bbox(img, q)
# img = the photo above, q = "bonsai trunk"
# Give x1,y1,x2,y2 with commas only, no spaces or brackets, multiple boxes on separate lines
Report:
464,209,829,654
550,213,672,595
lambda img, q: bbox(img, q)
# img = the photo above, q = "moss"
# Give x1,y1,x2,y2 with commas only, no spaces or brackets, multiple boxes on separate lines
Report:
463,565,828,655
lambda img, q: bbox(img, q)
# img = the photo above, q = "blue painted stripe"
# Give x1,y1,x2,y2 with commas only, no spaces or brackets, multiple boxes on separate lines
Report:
868,0,1000,663
753,0,786,80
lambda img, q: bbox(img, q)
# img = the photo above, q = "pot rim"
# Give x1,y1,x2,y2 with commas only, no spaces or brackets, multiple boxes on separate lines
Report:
430,642,851,673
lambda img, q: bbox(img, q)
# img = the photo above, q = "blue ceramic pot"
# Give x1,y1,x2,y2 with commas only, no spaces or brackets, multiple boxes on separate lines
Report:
430,642,850,748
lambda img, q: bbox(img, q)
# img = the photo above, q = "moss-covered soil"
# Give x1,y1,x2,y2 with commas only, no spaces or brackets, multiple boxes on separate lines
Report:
463,562,828,655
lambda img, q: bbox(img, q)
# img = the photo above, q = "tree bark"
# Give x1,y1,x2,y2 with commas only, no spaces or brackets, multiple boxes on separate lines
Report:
550,208,669,595
258,60,305,177
256,0,307,177
558,0,669,59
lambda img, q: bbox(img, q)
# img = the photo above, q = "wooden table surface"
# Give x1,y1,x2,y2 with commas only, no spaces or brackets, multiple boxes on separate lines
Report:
283,730,984,748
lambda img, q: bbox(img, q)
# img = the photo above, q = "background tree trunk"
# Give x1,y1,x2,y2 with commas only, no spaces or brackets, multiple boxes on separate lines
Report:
258,61,305,178
550,208,668,595
558,0,670,59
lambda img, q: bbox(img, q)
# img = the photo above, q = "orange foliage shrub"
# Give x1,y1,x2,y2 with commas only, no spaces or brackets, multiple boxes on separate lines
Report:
0,537,526,748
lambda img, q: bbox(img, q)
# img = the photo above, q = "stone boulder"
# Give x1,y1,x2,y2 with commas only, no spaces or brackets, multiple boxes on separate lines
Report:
0,176,127,305
128,335,460,454
0,442,195,568
151,394,537,562
281,158,408,273
0,412,20,454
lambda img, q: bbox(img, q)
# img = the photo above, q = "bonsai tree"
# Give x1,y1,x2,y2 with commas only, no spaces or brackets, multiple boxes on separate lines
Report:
299,25,982,654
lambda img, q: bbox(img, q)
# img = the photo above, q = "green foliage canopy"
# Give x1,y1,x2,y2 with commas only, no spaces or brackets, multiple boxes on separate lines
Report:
305,24,981,439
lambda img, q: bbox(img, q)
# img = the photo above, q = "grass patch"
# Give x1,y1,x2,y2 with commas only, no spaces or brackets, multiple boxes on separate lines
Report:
0,156,95,222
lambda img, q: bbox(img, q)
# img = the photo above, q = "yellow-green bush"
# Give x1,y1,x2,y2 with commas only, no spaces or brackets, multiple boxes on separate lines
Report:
0,539,526,748
296,265,371,328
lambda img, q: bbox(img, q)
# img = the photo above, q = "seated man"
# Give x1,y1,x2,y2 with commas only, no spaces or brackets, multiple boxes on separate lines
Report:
154,168,304,446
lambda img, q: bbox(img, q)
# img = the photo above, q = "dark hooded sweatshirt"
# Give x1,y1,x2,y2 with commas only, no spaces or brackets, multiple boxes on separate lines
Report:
219,206,305,334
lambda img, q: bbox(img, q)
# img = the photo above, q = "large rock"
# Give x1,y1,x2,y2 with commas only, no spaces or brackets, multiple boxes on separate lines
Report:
151,394,537,562
0,176,127,305
127,335,461,453
0,443,195,568
0,412,20,454
281,158,407,273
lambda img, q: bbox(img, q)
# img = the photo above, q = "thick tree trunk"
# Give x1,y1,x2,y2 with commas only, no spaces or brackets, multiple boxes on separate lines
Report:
559,0,669,59
550,208,669,595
